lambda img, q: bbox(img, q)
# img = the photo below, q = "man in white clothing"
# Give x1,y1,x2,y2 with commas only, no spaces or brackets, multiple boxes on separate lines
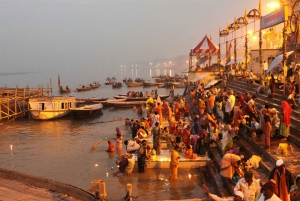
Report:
202,184,244,201
257,180,281,201
234,171,260,201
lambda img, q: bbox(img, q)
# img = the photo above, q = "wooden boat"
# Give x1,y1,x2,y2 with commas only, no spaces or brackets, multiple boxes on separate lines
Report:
135,78,145,83
123,78,133,83
154,78,165,83
76,97,108,104
91,82,100,89
112,82,122,88
70,103,103,119
104,77,116,85
58,74,71,94
29,96,76,120
126,82,143,87
104,99,145,108
76,86,92,92
59,87,71,94
143,81,157,87
113,94,170,101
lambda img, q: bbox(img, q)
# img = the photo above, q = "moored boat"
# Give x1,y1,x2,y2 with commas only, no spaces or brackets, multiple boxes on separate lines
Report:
143,81,157,87
112,82,123,88
91,82,100,89
104,99,145,108
76,85,92,92
126,82,143,87
76,97,108,104
70,103,103,119
58,74,71,94
113,94,170,101
59,87,71,94
29,96,76,120
104,77,116,85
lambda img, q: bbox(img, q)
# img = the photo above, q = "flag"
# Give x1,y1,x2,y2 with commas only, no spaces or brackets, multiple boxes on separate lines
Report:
226,42,232,63
210,34,212,41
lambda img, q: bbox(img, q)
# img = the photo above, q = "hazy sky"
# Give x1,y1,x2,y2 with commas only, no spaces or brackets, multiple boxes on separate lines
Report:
0,0,270,74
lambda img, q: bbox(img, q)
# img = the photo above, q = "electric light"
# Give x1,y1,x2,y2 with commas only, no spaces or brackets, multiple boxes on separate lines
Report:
95,164,98,167
267,2,280,10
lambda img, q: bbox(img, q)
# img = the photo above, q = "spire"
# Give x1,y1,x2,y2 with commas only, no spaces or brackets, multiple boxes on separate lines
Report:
244,8,248,23
226,23,229,33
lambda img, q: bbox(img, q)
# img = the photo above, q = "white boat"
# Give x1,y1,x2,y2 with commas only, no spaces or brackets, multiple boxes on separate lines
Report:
29,96,76,120
70,103,103,119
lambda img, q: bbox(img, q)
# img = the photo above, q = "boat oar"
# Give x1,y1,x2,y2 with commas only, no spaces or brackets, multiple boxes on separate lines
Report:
90,139,105,152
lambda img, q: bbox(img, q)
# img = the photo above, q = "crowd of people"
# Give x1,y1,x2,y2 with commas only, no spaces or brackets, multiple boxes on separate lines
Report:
107,64,300,200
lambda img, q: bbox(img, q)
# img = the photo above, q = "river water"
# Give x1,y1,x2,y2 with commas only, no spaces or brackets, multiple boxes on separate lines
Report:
0,82,209,200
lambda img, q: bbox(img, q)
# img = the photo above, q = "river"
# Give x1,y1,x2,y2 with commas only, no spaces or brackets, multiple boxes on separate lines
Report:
0,83,209,200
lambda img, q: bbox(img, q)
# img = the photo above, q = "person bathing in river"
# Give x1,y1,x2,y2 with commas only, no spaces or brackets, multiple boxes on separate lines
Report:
106,140,115,152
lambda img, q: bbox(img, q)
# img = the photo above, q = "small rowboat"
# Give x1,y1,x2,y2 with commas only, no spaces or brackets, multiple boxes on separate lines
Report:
76,97,109,104
104,99,145,108
70,103,103,119
77,86,92,92
126,82,143,87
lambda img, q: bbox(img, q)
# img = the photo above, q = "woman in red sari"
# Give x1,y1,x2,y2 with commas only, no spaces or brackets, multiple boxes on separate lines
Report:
238,93,246,107
107,140,115,152
182,125,191,146
184,104,190,117
169,120,177,135
279,100,292,140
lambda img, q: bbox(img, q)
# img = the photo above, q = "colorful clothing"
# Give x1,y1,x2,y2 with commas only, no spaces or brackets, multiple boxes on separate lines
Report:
107,140,115,152
152,126,161,155
279,101,292,138
169,149,180,180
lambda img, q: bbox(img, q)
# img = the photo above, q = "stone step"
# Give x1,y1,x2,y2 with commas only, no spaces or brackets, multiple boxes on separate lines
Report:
226,81,300,118
208,138,269,197
225,83,300,148
238,125,300,178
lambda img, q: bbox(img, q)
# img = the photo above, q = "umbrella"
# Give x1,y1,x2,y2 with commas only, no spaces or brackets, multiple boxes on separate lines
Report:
266,51,294,74
226,58,245,66
192,74,208,82
204,79,221,89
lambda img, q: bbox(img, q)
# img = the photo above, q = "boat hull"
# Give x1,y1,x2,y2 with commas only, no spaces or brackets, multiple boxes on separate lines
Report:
126,82,143,87
30,110,71,120
70,103,103,119
114,94,169,101
76,87,92,92
29,96,76,120
76,98,108,104
59,89,71,94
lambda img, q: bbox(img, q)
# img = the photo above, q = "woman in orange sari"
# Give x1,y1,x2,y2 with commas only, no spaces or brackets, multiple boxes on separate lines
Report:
198,98,206,116
162,102,169,120
155,102,163,126
174,101,181,121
